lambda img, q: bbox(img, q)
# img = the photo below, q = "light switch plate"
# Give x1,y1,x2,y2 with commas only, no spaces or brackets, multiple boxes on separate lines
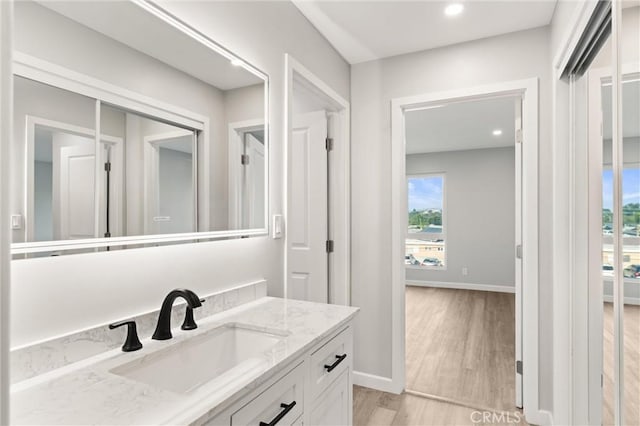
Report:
272,214,283,239
11,214,23,230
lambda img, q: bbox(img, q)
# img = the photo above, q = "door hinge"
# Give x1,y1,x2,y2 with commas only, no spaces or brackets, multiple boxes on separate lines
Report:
516,360,523,375
104,162,111,172
325,137,334,152
516,129,523,144
241,154,250,165
516,244,522,259
601,374,604,387
326,240,334,253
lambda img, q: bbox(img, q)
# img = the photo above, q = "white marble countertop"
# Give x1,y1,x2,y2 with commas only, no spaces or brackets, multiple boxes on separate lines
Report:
10,297,359,425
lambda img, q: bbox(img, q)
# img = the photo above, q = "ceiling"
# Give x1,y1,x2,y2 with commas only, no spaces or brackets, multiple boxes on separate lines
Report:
405,96,516,155
38,1,263,91
292,0,558,64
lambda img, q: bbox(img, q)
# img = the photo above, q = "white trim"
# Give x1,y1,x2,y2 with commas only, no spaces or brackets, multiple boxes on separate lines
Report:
284,54,351,306
353,371,396,394
24,115,123,242
228,119,267,231
391,79,539,411
603,295,640,306
552,1,600,79
143,129,197,235
0,1,12,422
534,410,554,426
406,280,515,294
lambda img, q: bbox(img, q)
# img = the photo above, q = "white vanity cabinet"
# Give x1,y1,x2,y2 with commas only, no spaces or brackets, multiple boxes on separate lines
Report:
203,324,353,426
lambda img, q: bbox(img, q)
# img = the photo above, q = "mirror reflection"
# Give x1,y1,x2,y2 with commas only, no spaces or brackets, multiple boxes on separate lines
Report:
12,0,268,252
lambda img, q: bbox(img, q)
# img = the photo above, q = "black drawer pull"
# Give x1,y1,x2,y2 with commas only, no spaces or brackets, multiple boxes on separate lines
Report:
259,401,296,426
324,353,347,372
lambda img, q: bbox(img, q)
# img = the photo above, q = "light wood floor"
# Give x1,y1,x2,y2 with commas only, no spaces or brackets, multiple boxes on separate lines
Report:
353,385,527,426
603,302,640,426
354,287,521,425
405,287,516,411
354,287,640,426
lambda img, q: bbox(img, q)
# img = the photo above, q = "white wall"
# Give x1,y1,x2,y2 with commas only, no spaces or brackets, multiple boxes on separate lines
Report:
9,1,349,348
350,26,554,410
0,1,12,422
406,147,516,288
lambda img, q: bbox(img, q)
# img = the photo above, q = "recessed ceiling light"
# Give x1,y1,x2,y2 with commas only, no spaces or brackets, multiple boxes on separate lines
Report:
492,129,503,136
444,3,464,17
230,58,244,67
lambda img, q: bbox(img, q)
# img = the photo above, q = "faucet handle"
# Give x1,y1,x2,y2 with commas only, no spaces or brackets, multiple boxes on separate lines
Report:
109,320,143,352
182,299,205,331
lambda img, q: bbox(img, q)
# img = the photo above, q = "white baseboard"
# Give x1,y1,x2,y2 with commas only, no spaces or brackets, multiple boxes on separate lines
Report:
525,409,553,426
406,280,515,294
603,295,640,305
353,371,399,394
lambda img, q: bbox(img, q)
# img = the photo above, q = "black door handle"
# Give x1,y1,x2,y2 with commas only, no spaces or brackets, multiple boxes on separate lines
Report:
259,401,296,426
324,353,347,372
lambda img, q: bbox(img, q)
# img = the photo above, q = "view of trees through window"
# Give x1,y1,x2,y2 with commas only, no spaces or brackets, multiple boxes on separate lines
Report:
602,168,640,279
406,175,445,268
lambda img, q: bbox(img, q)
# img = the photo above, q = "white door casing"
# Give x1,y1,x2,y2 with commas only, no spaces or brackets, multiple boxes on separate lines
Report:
515,97,523,408
143,129,196,235
284,54,351,306
243,132,266,229
389,78,539,421
287,110,328,303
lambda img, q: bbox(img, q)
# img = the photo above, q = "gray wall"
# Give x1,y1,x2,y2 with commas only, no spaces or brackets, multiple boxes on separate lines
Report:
33,161,52,242
406,147,515,288
11,1,349,348
158,147,194,234
350,26,553,409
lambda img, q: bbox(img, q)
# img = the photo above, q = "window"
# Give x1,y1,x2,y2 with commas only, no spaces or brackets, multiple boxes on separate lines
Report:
602,168,640,280
406,175,445,268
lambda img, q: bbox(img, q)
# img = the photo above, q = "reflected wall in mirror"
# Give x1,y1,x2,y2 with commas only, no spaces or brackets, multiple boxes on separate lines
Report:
11,0,268,254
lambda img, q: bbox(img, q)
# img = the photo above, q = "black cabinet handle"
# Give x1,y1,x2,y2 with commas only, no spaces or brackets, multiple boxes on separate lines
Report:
324,353,347,372
259,401,296,426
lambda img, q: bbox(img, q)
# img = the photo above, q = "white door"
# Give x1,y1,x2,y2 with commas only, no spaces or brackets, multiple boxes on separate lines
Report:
287,111,328,303
53,133,96,240
514,98,523,408
242,132,265,229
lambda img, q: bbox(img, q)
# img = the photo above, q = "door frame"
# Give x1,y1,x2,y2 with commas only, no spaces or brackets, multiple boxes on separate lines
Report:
0,1,11,423
228,118,267,231
143,129,197,235
284,54,351,305
390,78,540,420
25,115,123,242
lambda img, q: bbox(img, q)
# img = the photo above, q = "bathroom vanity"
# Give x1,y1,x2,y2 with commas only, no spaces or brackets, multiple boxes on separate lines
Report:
10,293,358,425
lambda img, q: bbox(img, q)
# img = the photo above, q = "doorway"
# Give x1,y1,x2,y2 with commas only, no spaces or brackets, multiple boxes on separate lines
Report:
284,55,350,306
402,95,522,412
390,78,540,421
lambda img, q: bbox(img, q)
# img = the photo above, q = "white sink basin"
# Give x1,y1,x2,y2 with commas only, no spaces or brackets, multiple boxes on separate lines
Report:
110,324,286,394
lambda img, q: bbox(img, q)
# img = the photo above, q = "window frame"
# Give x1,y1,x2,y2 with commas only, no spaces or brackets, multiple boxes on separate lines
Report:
405,173,447,270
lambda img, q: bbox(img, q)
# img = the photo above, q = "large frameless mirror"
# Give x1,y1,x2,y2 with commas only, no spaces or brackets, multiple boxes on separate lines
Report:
11,0,268,256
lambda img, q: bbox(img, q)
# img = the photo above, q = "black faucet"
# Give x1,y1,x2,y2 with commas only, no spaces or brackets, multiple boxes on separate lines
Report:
152,289,203,340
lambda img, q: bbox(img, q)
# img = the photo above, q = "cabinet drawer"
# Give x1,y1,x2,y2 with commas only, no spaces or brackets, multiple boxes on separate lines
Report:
231,362,304,426
308,368,350,426
309,327,351,399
